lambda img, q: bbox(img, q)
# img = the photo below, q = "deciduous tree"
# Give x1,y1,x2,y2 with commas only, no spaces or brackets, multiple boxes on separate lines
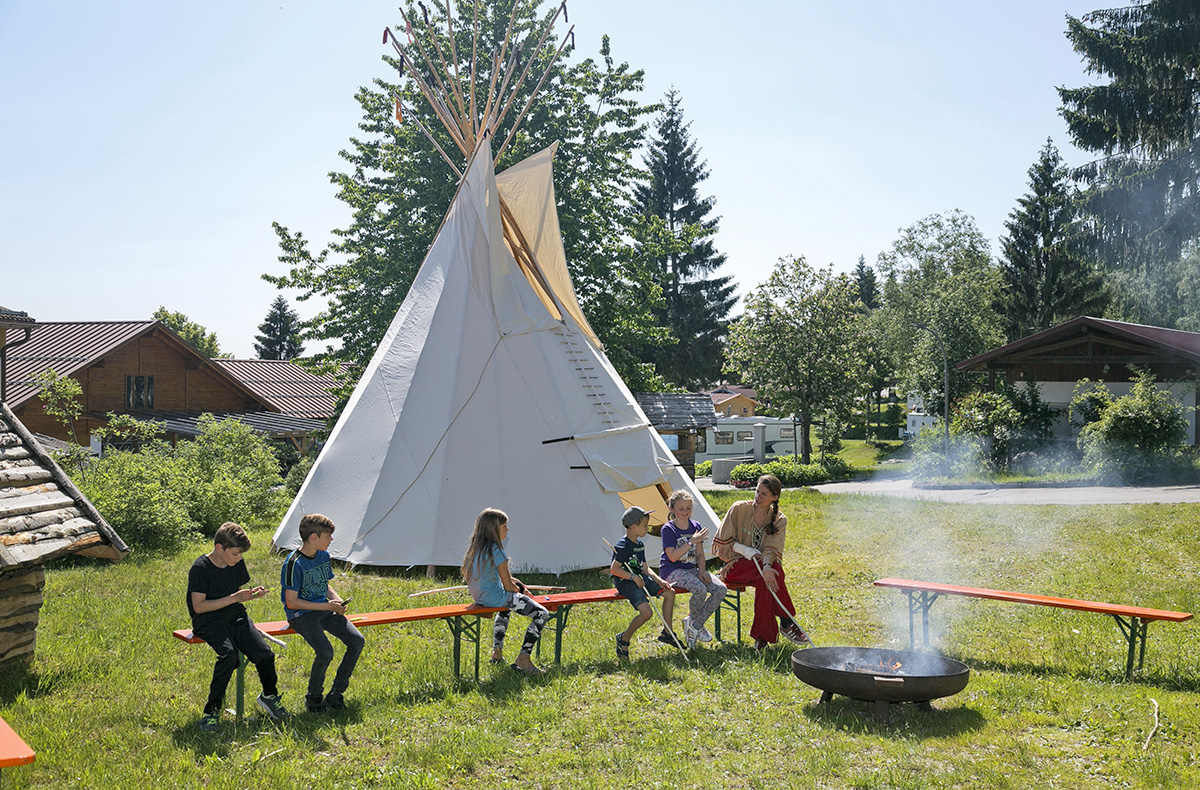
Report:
153,307,227,359
725,256,866,463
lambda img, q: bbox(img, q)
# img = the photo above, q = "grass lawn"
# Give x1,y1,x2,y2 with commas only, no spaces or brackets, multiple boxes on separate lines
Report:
3,491,1199,788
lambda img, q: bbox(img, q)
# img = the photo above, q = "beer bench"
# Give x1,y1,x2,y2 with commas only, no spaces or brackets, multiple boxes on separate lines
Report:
874,577,1193,679
174,581,758,719
0,716,35,789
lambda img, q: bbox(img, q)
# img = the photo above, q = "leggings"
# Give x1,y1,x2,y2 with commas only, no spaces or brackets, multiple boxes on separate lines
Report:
492,591,550,656
664,568,727,629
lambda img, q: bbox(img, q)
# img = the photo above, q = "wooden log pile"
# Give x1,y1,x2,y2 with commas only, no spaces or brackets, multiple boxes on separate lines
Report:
0,403,127,666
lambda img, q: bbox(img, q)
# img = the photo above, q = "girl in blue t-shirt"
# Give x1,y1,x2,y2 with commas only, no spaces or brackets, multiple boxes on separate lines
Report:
461,507,549,675
659,490,726,648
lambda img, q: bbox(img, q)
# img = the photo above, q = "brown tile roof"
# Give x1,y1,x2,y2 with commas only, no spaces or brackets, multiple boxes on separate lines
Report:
212,359,340,420
0,402,129,570
0,307,35,326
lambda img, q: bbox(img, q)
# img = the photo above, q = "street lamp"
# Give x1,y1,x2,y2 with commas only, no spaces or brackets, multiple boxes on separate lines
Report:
913,321,950,478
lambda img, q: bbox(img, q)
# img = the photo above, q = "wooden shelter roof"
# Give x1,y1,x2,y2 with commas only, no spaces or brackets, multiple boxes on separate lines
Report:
0,402,129,569
634,393,720,432
212,359,340,420
957,317,1200,376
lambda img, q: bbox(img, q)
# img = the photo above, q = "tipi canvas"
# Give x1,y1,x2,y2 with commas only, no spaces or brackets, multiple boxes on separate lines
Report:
273,140,720,573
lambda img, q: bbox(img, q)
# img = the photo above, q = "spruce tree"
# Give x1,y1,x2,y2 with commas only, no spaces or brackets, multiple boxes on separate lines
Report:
853,256,879,309
999,139,1110,340
254,295,304,360
1058,1,1200,318
633,89,736,390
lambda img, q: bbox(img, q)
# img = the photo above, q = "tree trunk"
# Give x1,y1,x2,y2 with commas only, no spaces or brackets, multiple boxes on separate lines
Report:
800,413,813,464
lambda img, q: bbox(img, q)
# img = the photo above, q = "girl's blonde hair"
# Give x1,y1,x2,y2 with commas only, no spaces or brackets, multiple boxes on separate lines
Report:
461,508,508,583
667,489,693,515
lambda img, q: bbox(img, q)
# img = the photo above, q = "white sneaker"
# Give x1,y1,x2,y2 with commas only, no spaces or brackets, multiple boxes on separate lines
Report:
696,623,713,643
682,616,699,649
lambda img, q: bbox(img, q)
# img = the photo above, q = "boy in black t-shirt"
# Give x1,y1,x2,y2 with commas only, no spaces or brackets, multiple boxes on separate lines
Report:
610,506,680,660
187,522,289,731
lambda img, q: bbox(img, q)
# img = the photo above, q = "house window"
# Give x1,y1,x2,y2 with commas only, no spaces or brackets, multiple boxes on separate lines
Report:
695,432,706,453
714,431,733,445
126,375,154,409
736,431,753,442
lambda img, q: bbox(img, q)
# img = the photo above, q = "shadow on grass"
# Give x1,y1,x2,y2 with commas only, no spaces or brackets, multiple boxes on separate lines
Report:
800,694,986,738
0,660,88,704
170,704,366,756
958,655,1200,692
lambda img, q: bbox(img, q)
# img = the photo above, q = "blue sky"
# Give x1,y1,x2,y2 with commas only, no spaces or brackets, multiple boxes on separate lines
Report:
2,1,1101,358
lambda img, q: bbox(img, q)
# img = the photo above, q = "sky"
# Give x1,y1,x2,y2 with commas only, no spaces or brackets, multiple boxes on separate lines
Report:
1,1,1103,359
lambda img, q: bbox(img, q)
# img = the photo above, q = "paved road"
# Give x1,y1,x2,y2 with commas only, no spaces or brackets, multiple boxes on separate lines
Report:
697,475,1200,505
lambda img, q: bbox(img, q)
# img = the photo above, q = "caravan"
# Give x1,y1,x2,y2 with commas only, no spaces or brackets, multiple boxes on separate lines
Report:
695,416,799,465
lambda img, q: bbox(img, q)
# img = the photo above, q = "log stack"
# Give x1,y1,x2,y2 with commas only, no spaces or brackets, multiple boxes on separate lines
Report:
0,402,128,666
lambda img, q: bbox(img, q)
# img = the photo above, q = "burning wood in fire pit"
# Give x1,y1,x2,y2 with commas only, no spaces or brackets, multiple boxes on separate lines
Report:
844,658,903,674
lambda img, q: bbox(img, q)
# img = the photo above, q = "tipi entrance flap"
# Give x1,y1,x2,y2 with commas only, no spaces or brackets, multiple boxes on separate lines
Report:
568,424,672,493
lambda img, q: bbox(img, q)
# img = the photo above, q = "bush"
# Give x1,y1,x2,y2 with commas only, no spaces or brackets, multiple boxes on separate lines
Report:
950,382,1059,472
72,415,286,553
693,460,712,478
729,455,853,488
285,455,315,496
1077,372,1193,484
910,428,987,481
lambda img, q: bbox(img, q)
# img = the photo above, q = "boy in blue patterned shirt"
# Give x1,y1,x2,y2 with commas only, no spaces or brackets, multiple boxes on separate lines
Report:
281,513,365,712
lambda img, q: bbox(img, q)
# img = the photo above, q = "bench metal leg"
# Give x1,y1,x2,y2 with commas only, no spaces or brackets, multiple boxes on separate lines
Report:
714,588,742,643
905,590,940,649
235,651,247,721
550,604,574,664
1111,615,1149,680
446,616,483,680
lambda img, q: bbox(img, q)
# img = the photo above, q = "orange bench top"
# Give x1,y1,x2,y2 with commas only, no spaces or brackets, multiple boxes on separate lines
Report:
0,717,35,769
174,579,752,644
874,577,1193,622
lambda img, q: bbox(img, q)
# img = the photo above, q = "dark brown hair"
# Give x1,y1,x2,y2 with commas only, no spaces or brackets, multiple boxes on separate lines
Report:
758,475,782,534
214,522,250,551
299,513,335,542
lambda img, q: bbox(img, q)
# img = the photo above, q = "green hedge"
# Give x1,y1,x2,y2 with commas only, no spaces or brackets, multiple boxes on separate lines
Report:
729,455,853,488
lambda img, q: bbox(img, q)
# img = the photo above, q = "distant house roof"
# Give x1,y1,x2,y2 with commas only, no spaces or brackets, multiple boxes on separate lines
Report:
124,409,326,441
958,317,1200,376
702,383,757,409
634,393,719,432
0,307,34,326
0,402,129,568
212,359,340,420
1,321,265,410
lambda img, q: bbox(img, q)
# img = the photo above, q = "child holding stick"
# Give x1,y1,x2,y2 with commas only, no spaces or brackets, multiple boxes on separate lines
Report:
610,506,681,660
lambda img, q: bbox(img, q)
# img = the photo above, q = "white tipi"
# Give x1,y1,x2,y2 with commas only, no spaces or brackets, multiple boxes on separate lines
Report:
273,5,721,572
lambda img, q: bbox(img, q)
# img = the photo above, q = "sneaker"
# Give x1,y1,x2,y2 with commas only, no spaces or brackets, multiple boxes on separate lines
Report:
256,693,291,721
682,616,698,649
305,695,326,713
198,712,219,732
696,623,714,643
616,632,630,661
754,638,771,652
781,621,813,647
323,693,346,711
656,628,683,649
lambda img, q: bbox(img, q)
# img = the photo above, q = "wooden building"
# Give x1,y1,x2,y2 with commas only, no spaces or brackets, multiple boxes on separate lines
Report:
634,393,720,479
703,384,759,417
0,402,128,666
2,321,326,451
957,316,1200,443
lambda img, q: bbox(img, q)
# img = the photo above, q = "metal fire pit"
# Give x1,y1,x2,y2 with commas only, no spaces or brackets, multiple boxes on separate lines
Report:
791,647,969,724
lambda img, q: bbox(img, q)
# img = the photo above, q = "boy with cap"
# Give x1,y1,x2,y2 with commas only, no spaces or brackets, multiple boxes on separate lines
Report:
610,505,681,660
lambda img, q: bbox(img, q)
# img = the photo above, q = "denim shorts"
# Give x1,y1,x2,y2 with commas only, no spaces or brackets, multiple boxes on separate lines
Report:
613,575,662,609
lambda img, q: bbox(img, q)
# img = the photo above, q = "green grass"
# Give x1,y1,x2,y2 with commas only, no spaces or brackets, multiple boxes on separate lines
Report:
4,492,1200,788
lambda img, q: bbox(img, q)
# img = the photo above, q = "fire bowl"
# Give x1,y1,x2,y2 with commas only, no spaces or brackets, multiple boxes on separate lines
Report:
791,647,970,724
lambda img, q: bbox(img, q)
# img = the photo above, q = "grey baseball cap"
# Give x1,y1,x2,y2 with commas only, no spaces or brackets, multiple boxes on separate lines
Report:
621,506,655,528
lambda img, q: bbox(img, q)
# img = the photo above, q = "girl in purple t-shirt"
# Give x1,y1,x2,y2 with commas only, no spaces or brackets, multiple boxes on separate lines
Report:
658,490,727,647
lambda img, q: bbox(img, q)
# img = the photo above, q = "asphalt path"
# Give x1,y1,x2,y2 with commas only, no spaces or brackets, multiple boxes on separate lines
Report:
697,475,1200,505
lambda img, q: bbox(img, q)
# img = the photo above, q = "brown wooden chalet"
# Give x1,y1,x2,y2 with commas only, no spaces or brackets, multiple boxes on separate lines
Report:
1,321,325,451
957,316,1200,443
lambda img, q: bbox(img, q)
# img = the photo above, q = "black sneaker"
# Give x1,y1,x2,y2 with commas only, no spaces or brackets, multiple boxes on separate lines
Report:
324,693,346,711
306,696,326,713
198,712,219,732
656,628,683,649
256,693,290,721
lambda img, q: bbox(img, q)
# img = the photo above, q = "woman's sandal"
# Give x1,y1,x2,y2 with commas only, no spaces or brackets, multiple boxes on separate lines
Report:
510,662,545,676
615,632,631,661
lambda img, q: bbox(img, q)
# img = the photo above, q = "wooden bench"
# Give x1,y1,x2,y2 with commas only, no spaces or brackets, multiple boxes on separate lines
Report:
874,577,1193,679
174,581,758,718
0,716,35,788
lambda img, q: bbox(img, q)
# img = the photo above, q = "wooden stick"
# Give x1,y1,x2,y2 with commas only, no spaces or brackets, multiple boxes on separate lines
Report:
490,3,567,139
396,96,465,178
385,32,468,155
496,25,574,163
467,0,479,141
479,2,519,134
399,7,467,147
257,629,286,648
408,583,566,598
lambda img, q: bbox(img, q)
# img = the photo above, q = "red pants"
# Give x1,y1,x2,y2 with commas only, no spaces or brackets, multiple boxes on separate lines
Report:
722,558,796,643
